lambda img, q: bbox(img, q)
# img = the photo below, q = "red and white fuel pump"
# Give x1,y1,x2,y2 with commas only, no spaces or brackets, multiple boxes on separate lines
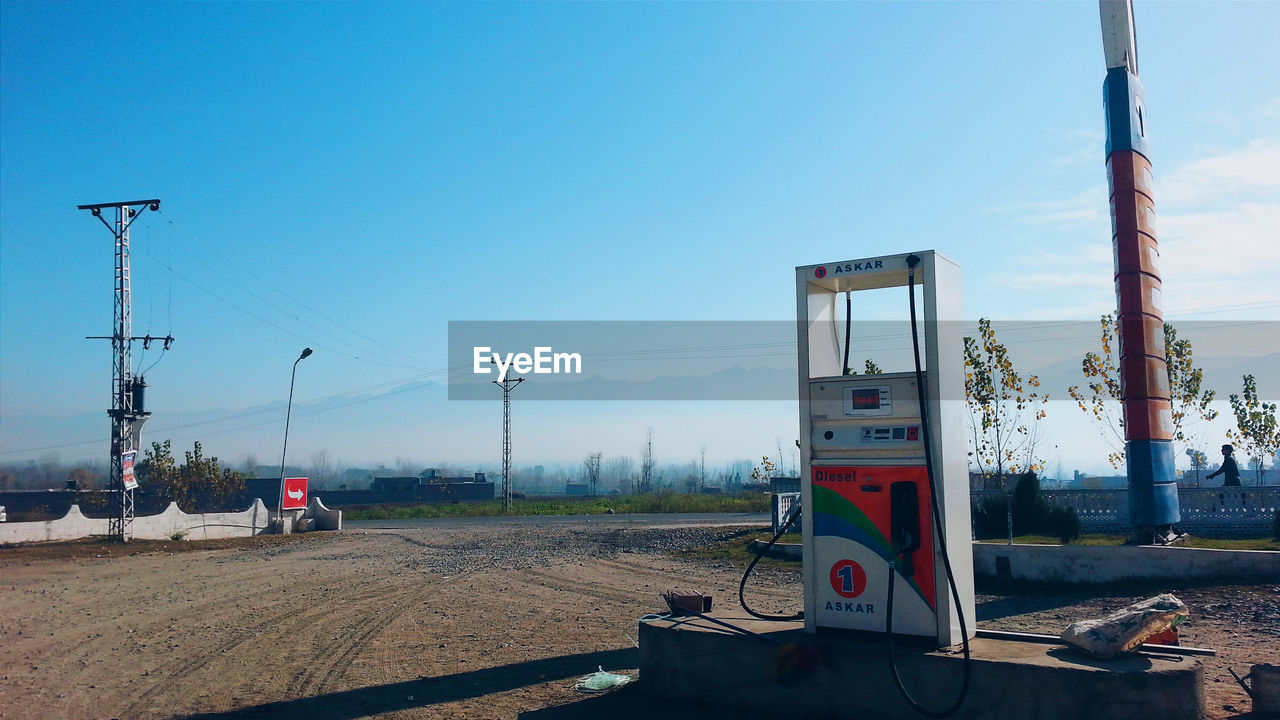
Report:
796,250,974,648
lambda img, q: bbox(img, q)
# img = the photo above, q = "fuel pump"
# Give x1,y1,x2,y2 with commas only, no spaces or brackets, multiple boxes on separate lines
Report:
796,250,974,647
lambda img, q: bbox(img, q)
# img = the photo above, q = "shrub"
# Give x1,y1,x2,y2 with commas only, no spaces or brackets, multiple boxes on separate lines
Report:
972,495,1009,538
1047,506,1081,544
973,472,1081,543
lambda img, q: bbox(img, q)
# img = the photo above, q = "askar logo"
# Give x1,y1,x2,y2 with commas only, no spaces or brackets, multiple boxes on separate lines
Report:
831,260,884,274
830,559,867,599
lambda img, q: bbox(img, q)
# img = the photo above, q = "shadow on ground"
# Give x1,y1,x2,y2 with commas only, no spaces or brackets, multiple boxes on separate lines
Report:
177,648,638,720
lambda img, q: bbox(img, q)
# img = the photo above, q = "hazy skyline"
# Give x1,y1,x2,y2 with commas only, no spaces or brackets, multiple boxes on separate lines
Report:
2,2,1277,473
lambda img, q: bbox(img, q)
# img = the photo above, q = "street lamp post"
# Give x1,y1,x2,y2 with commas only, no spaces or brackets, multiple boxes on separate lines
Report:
277,347,313,531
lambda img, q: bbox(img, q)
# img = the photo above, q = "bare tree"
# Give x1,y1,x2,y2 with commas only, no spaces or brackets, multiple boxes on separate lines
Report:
601,456,634,493
310,449,333,489
394,456,419,477
37,453,61,487
638,428,655,494
699,445,707,492
583,452,603,495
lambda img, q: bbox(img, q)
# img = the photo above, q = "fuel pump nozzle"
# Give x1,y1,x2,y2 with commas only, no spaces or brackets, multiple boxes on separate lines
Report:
890,481,922,577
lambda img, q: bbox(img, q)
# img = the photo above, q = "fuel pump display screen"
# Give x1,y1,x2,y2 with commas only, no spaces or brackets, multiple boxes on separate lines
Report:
849,388,880,410
842,385,892,417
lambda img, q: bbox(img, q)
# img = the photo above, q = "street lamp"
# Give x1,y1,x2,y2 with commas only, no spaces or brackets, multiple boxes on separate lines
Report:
277,347,313,531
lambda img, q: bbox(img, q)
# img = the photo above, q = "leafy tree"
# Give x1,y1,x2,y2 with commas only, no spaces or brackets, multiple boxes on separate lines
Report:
1185,448,1209,486
1165,323,1219,456
139,440,178,487
1226,375,1279,485
137,440,245,511
1067,314,1126,468
750,455,777,483
844,359,884,375
1068,317,1217,469
964,318,1049,484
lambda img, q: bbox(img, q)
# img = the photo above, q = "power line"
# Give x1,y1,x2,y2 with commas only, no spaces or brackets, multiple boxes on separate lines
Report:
143,253,430,371
151,209,441,372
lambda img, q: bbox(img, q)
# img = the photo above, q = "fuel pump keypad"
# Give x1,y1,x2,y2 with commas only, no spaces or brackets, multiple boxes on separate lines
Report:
861,425,920,442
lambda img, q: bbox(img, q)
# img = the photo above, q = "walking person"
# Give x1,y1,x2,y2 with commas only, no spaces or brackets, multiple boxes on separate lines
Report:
1205,444,1242,487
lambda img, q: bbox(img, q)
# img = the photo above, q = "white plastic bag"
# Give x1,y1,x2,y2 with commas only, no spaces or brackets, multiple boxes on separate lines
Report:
574,666,633,692
1060,593,1188,660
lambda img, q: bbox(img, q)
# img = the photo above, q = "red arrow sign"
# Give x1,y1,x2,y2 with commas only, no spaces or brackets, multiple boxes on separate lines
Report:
281,477,308,510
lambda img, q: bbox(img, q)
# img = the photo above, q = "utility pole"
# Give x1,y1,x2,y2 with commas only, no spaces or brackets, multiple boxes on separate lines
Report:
492,363,524,511
79,198,164,542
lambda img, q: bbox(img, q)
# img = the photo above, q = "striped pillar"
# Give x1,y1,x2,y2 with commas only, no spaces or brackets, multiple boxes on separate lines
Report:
1103,65,1179,527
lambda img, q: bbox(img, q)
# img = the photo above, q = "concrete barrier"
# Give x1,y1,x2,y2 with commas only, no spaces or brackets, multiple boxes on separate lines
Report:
0,498,303,544
747,541,1279,584
974,542,1280,583
308,496,342,531
132,500,271,540
0,504,104,543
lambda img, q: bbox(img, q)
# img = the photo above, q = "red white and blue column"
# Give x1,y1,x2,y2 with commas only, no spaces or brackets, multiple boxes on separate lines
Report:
1100,0,1178,531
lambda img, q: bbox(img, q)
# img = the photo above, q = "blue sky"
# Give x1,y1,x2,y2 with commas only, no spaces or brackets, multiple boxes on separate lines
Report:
2,1,1277,475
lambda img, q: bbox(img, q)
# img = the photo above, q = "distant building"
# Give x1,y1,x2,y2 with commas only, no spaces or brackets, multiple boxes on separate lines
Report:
372,476,418,493
377,472,488,492
770,476,800,494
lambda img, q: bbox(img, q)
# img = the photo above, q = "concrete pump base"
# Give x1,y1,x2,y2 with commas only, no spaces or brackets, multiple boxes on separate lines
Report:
639,614,1204,720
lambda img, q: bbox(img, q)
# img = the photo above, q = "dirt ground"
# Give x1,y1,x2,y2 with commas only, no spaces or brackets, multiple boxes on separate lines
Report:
1,522,1276,720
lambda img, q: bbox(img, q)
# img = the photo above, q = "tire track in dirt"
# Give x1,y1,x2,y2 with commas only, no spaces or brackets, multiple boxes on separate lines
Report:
118,581,410,717
290,579,452,698
516,567,641,606
3,555,316,719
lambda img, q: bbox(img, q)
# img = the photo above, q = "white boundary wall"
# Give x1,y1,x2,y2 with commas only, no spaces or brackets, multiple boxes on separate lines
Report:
0,497,340,544
974,542,1280,583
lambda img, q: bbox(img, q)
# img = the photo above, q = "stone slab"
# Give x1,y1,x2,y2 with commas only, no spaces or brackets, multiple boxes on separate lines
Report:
639,613,1203,720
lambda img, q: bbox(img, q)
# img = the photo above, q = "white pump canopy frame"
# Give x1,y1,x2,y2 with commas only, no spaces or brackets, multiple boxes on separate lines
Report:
796,250,973,647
